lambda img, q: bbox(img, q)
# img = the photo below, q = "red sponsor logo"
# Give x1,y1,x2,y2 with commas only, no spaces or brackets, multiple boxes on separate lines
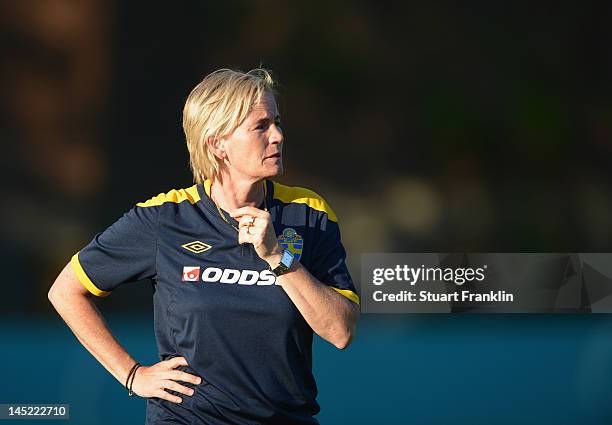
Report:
182,266,201,282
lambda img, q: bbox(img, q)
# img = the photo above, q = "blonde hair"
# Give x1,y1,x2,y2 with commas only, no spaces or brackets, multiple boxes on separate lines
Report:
182,68,276,183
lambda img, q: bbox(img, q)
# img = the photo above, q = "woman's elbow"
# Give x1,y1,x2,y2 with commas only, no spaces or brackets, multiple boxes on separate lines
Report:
48,280,66,309
48,276,62,303
47,285,56,303
332,310,358,349
333,331,354,350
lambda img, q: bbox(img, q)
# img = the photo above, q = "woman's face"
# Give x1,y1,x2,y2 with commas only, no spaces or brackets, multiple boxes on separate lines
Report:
222,91,283,181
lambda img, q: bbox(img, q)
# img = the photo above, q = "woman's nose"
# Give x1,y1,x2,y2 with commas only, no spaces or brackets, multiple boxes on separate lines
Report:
269,124,283,144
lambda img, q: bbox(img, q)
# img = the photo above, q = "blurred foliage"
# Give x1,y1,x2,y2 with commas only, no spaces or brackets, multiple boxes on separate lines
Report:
1,0,611,312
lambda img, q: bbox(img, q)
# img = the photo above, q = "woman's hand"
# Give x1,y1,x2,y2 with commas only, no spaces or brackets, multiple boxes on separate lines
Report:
131,356,202,404
230,206,283,267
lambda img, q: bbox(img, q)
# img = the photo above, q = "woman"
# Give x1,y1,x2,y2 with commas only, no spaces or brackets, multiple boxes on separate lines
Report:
48,68,360,425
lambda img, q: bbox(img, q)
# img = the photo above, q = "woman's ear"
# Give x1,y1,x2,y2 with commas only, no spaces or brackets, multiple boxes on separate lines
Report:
207,136,226,160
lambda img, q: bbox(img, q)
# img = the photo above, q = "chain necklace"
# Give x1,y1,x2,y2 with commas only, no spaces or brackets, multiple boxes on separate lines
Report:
210,181,268,232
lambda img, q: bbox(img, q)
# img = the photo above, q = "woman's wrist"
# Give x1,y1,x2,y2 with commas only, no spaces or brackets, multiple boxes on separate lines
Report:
263,245,285,268
125,361,142,396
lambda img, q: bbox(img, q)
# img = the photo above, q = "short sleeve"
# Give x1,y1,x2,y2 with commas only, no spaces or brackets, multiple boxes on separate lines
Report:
71,205,158,297
310,215,360,305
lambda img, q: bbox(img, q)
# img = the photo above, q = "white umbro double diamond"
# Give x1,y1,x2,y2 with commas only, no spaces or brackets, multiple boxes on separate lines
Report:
181,240,212,254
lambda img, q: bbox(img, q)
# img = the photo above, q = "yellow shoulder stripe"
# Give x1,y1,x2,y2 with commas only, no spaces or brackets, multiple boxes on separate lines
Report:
272,182,338,222
136,185,201,207
332,287,360,305
204,179,212,197
71,253,111,297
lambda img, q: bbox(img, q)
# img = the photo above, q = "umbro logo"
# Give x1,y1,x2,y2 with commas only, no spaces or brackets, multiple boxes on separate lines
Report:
181,240,212,254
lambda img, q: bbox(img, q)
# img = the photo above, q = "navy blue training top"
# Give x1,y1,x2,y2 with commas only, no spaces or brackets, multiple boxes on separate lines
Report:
71,179,359,425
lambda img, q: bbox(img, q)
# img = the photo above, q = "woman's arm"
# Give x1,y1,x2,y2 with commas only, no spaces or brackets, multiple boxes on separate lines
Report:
231,207,359,349
48,263,202,403
275,263,359,349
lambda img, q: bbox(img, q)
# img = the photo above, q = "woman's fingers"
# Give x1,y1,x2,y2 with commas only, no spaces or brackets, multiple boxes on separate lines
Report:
238,215,254,229
130,357,203,403
164,356,188,369
233,209,282,264
161,357,203,386
162,380,195,397
154,389,182,404
167,370,203,385
238,222,254,245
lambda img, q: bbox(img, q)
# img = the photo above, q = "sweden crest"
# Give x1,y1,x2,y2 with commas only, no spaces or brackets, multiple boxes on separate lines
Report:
278,228,303,260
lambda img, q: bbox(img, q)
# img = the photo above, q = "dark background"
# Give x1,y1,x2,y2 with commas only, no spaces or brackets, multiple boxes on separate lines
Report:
2,1,612,424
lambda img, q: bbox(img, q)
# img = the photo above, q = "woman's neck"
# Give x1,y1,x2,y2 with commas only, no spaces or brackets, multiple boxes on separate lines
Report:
210,176,265,212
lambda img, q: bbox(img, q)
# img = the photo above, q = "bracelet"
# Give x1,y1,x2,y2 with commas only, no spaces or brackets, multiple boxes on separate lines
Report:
128,363,142,396
125,361,142,397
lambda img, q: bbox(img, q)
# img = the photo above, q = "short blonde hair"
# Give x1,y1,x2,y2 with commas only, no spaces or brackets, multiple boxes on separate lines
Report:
182,68,276,183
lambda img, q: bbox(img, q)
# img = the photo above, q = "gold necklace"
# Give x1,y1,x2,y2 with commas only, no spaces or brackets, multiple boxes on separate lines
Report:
210,181,268,232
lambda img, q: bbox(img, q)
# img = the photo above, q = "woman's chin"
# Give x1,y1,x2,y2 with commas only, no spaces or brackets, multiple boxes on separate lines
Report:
263,164,284,178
